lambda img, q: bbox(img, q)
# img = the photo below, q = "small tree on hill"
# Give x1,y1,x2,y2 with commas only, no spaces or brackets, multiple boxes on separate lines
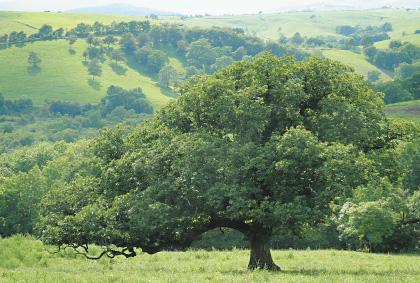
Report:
103,35,118,48
68,35,77,48
158,65,178,88
28,52,41,68
110,49,125,66
87,58,101,80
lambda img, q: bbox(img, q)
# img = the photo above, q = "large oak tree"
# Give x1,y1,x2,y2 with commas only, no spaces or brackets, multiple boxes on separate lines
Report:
38,54,409,270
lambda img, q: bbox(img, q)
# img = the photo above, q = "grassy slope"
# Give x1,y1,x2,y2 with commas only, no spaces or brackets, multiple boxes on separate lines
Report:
1,10,419,107
171,9,420,43
385,100,420,122
0,40,173,108
167,9,420,80
322,49,393,81
0,11,149,35
0,12,176,108
1,235,420,282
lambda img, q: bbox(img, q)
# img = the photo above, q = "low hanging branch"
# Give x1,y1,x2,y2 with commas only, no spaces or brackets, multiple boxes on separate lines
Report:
69,244,137,260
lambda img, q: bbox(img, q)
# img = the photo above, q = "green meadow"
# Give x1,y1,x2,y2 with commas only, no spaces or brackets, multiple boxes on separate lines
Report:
1,9,419,107
385,99,420,122
0,39,174,108
168,8,420,79
322,49,394,81
0,11,176,108
1,235,420,282
0,11,145,35
171,9,420,42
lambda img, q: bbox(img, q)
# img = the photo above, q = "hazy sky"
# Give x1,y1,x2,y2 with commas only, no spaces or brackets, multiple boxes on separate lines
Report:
0,0,416,14
0,0,321,14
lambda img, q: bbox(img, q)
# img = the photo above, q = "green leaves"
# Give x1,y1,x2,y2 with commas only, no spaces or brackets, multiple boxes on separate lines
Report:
38,53,409,260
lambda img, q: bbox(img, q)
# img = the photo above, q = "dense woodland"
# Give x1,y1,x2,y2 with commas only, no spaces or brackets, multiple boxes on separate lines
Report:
0,14,420,269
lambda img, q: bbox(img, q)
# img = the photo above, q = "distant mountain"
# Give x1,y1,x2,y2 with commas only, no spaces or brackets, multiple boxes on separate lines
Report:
64,3,183,17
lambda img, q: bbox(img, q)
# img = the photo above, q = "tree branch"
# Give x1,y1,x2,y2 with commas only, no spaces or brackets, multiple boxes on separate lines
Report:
69,245,136,260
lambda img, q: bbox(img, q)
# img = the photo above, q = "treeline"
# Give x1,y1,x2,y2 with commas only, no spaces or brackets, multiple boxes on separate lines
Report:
0,24,65,45
363,41,420,71
335,22,392,47
3,19,310,86
70,20,310,86
0,86,153,154
362,41,420,104
275,21,393,50
368,70,420,104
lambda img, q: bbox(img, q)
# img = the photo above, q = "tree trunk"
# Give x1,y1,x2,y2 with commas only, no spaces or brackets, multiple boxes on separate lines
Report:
248,231,281,271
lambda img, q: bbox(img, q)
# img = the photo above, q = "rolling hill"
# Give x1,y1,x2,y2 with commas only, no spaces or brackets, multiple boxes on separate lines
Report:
0,39,174,107
166,8,420,80
0,12,178,108
0,9,419,111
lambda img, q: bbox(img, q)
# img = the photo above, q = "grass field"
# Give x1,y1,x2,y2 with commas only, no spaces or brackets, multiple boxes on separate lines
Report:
0,39,174,108
1,235,419,282
0,11,176,108
0,9,419,108
0,11,147,36
167,8,420,79
322,49,394,81
169,9,420,42
385,99,420,122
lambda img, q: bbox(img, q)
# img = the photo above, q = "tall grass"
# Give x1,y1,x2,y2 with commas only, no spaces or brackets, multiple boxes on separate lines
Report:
1,235,419,282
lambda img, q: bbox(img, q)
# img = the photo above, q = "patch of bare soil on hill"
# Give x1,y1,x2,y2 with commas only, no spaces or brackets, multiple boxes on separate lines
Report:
385,104,420,116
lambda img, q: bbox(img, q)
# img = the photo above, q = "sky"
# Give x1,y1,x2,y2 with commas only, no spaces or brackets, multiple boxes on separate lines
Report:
0,0,417,15
0,0,340,14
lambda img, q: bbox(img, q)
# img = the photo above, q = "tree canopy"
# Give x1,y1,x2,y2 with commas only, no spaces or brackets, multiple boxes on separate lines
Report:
38,53,412,271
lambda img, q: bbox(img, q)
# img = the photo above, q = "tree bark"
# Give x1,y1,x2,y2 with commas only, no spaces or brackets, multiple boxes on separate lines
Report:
248,231,281,271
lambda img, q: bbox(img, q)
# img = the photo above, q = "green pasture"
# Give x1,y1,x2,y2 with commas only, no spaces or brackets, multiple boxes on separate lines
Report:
385,99,420,122
166,8,420,80
170,9,420,41
1,9,419,108
321,49,393,81
0,11,146,35
0,39,173,108
0,235,419,282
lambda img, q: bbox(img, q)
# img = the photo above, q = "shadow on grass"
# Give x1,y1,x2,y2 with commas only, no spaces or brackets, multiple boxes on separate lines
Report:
124,53,158,81
110,63,127,76
27,66,41,76
105,47,114,57
160,87,180,99
69,49,76,55
88,79,102,90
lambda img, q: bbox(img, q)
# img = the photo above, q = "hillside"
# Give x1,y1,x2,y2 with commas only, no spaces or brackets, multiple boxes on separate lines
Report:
385,100,420,122
0,12,178,108
0,11,147,35
167,8,420,79
169,9,420,43
0,40,175,107
1,9,420,108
